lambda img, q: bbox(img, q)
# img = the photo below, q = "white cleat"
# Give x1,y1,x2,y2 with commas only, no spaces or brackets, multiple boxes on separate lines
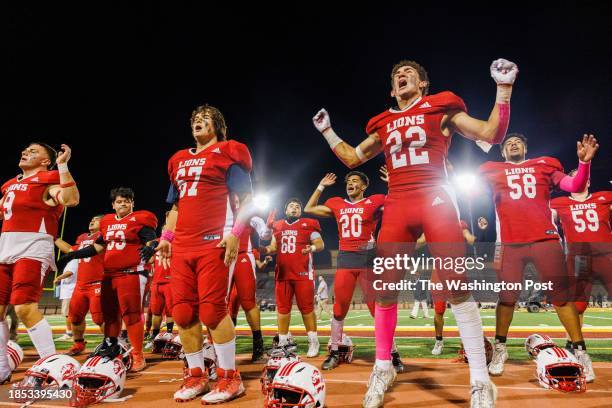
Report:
144,341,153,351
362,365,396,408
431,340,444,356
575,349,595,383
55,333,73,341
488,343,508,376
173,368,209,402
470,380,497,408
307,337,320,358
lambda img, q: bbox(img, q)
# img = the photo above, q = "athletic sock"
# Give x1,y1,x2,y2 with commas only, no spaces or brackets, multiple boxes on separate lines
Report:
278,333,288,346
573,340,587,351
185,349,204,370
451,299,489,384
375,359,393,370
495,335,507,344
307,331,318,343
330,317,344,351
151,328,160,339
127,322,144,354
27,319,56,358
0,321,9,373
252,330,262,341
166,322,174,333
436,336,443,341
214,338,236,370
375,303,397,361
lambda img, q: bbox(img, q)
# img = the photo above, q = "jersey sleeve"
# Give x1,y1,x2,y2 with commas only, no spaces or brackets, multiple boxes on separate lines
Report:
365,111,389,135
227,165,252,194
323,197,340,214
227,141,253,173
542,157,565,186
431,91,467,113
308,218,322,233
372,194,386,208
137,211,158,229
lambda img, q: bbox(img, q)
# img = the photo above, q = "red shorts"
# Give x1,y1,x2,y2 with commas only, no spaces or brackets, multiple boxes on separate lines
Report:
567,247,612,308
0,259,49,305
170,248,230,327
150,282,173,316
228,284,240,319
498,241,568,305
334,268,375,319
101,272,148,328
275,280,314,314
231,252,257,313
69,282,103,325
372,187,468,301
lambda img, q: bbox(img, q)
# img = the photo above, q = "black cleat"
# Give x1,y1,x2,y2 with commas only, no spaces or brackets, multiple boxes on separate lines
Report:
89,338,121,360
322,350,340,370
391,351,405,373
252,337,266,363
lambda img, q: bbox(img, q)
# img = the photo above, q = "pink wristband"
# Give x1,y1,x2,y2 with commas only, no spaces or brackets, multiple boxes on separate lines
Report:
492,103,510,144
160,230,175,242
231,220,248,237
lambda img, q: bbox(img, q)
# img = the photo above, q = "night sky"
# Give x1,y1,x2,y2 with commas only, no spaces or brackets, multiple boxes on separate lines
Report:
3,6,611,248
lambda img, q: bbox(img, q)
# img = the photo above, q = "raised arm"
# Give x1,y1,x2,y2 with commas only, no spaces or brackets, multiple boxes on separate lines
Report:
304,173,336,217
313,109,383,168
46,144,80,207
54,238,74,254
447,59,518,144
556,134,599,193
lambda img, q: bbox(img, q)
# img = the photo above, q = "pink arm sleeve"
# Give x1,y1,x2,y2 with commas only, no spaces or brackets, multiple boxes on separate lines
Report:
558,161,591,193
491,103,510,144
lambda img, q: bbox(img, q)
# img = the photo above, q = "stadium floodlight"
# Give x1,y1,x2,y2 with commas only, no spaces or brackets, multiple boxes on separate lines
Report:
253,193,270,210
453,172,480,195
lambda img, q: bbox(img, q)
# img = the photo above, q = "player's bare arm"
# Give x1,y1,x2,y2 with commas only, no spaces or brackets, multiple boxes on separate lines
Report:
261,235,278,256
45,144,80,207
302,237,324,254
462,229,476,246
54,238,73,254
304,173,336,217
556,134,599,193
415,233,427,251
157,204,178,268
446,59,518,143
217,192,254,266
313,109,383,168
379,165,389,184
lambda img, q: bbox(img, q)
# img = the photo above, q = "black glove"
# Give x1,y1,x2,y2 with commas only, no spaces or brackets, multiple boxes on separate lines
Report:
139,241,158,263
56,252,76,272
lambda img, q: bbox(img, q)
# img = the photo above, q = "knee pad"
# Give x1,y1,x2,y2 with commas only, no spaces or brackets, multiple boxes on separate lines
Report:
172,303,197,328
199,303,226,330
574,301,588,314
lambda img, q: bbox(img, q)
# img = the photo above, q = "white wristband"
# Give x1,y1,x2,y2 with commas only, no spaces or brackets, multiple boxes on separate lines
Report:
323,130,343,149
309,245,317,253
316,185,325,192
355,146,366,162
57,163,69,173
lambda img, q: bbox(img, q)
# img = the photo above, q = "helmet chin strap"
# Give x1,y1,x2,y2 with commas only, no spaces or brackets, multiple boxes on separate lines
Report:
286,216,298,223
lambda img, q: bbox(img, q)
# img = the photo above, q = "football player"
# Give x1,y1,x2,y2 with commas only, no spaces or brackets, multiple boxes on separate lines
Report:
0,143,79,382
479,133,598,381
262,198,324,358
313,58,518,407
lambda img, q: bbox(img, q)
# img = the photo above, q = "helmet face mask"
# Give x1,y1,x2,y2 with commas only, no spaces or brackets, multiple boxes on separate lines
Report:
264,361,325,408
162,335,184,360
536,347,586,393
14,354,81,403
327,334,354,363
267,384,316,407
71,356,126,406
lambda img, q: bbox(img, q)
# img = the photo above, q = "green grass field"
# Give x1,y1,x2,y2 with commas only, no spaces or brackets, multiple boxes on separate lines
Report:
27,308,612,362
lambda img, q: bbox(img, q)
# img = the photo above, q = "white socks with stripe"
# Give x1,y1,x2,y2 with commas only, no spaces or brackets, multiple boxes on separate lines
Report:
0,321,9,376
214,338,236,371
185,349,204,370
451,299,490,383
27,318,56,358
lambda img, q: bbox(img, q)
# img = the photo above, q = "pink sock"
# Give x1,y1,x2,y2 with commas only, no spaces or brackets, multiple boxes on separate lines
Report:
375,303,397,361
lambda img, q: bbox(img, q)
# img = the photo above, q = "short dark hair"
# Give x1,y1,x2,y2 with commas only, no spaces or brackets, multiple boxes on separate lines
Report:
500,133,528,152
284,197,302,211
390,60,430,95
345,171,369,187
110,187,135,203
28,142,57,169
191,104,227,140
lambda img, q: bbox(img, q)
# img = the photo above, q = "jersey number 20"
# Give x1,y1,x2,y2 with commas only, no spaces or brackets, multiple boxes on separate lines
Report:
340,214,362,238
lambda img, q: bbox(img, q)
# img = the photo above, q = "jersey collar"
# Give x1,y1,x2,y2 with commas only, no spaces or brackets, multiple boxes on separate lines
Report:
389,96,423,113
114,211,134,221
344,197,367,205
284,218,301,226
569,194,592,202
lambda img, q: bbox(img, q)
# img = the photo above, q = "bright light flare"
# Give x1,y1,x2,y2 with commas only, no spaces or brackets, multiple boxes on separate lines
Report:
453,172,480,195
253,194,270,210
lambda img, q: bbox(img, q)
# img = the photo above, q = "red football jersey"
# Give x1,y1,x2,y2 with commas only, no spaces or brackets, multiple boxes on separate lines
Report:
550,192,612,243
324,194,385,251
365,92,467,192
479,157,566,243
1,170,63,237
168,140,252,253
75,232,104,284
99,210,157,272
273,218,321,281
153,256,171,284
238,216,269,253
